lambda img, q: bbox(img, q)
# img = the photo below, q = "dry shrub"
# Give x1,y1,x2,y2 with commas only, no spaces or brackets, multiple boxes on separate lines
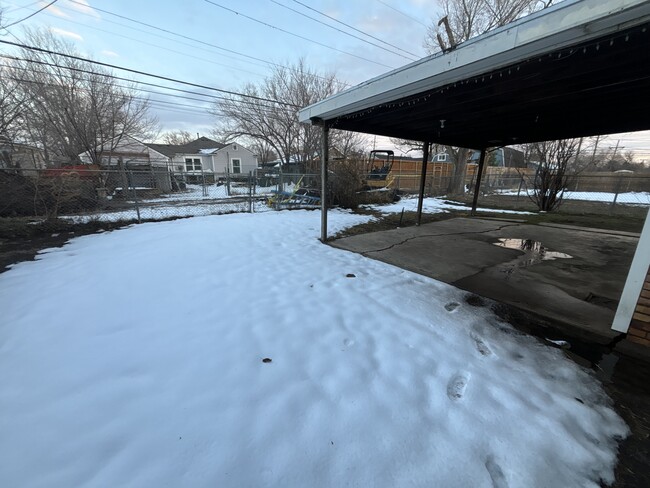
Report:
329,159,365,209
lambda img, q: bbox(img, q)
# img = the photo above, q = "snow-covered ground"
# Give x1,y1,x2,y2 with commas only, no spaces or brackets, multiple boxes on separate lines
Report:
366,196,533,215
62,183,299,223
143,183,295,203
0,210,626,487
498,189,650,205
64,200,269,224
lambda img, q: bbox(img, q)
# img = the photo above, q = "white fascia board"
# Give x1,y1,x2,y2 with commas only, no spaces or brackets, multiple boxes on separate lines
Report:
298,0,650,124
612,209,650,333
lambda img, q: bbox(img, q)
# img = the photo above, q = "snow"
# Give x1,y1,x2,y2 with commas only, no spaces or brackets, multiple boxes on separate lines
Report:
62,183,300,223
498,189,650,205
63,200,268,224
142,183,294,202
0,210,627,487
366,196,534,215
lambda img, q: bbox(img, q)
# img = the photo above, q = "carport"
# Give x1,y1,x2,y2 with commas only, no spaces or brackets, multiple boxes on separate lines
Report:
298,0,650,342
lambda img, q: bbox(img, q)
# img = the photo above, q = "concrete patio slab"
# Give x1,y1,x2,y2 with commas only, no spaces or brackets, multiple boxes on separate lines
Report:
331,218,639,344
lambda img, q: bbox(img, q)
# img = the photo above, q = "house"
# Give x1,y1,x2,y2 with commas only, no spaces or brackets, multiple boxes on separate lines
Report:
0,137,46,170
149,137,258,180
433,152,453,163
79,135,258,190
78,135,171,167
468,147,526,168
78,135,175,192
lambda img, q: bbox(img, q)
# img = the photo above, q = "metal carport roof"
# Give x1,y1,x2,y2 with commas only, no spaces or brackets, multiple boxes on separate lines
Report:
298,0,650,149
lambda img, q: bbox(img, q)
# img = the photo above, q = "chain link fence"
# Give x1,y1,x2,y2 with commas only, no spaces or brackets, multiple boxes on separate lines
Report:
362,165,650,218
0,167,322,229
471,170,650,217
3,163,650,233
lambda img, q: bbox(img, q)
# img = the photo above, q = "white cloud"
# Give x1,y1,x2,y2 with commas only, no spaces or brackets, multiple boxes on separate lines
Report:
65,0,101,20
41,1,69,18
101,50,119,58
49,27,83,41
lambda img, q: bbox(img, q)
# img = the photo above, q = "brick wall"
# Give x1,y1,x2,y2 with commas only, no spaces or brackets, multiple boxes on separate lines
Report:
627,267,650,347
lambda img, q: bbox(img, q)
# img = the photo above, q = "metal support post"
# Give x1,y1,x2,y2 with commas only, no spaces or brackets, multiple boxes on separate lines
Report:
416,141,430,226
320,124,329,242
471,148,487,216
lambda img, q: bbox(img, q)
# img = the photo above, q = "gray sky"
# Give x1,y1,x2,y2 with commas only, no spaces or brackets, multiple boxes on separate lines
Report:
1,0,649,160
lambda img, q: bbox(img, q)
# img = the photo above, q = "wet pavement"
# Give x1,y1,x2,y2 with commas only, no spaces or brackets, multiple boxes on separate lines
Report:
331,217,639,344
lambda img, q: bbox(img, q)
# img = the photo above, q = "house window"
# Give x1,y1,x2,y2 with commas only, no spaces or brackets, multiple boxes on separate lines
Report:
436,153,448,162
185,158,201,171
231,158,241,174
233,144,237,151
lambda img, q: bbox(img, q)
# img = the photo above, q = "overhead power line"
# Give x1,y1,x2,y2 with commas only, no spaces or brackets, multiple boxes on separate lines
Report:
203,0,395,69
374,0,429,28
270,0,417,61
0,39,300,108
36,8,268,79
1,60,300,122
0,55,293,118
1,0,59,29
289,0,420,58
64,0,347,87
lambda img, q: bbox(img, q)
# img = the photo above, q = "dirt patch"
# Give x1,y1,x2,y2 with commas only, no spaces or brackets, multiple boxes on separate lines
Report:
339,196,646,240
454,194,647,233
0,218,135,273
492,302,650,488
608,356,650,488
334,209,467,239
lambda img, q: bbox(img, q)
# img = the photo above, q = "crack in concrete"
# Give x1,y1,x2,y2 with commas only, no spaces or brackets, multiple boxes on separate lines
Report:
360,223,521,255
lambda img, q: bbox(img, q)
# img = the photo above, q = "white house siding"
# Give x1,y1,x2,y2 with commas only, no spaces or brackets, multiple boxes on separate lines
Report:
78,136,173,192
211,143,258,175
80,136,170,168
175,154,214,173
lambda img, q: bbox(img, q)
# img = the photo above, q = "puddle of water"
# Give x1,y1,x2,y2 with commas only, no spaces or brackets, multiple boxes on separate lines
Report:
493,238,572,265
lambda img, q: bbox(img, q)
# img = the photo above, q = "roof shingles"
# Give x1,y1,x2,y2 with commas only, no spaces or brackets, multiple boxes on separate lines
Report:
149,137,225,158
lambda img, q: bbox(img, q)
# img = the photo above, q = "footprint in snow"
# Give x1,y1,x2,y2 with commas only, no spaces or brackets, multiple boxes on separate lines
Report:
470,331,493,357
447,372,470,400
444,302,460,312
485,455,509,488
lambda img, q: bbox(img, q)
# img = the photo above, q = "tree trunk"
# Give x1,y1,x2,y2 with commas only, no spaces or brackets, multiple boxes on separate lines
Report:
447,148,469,196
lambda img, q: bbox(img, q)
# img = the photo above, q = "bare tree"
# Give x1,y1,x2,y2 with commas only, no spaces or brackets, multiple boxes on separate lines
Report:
6,28,157,167
522,138,579,211
161,130,194,145
424,0,551,54
213,58,364,172
248,140,278,164
0,73,26,167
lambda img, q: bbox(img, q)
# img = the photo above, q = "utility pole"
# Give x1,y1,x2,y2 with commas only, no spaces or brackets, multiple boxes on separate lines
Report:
609,140,625,170
589,135,601,168
573,137,583,166
611,140,620,161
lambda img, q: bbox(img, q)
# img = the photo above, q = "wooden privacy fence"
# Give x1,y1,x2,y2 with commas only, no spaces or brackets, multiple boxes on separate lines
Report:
376,161,650,197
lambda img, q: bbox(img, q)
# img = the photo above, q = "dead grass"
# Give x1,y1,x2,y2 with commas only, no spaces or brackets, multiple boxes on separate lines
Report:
335,196,646,239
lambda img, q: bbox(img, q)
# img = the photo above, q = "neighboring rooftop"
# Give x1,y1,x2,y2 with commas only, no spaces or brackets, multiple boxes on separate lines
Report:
149,137,226,158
